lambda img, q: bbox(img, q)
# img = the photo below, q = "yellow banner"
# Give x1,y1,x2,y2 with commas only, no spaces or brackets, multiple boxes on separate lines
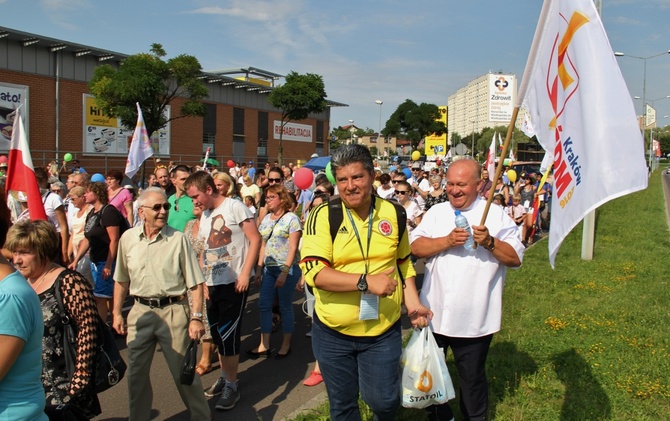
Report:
84,96,116,127
425,106,447,156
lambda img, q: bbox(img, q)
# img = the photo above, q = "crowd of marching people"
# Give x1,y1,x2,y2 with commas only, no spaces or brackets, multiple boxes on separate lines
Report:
0,148,551,420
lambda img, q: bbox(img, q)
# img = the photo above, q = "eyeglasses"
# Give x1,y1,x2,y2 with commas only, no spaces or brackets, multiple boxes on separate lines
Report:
51,189,62,193
266,195,279,201
141,202,171,212
392,180,403,184
268,178,282,183
395,190,409,195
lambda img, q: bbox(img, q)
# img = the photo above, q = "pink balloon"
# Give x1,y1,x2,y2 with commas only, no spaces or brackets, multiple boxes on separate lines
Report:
0,156,7,164
227,160,235,168
293,167,314,190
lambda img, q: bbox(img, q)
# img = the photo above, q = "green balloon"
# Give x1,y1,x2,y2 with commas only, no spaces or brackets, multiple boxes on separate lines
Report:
63,153,73,162
325,162,336,185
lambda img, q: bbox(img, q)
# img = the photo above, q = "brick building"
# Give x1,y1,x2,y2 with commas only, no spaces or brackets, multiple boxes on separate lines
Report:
0,26,345,176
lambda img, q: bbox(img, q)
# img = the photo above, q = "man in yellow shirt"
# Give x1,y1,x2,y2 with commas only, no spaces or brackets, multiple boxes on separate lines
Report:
300,145,431,420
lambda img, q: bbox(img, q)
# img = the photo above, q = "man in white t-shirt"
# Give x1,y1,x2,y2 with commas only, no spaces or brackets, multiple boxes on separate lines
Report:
410,162,430,210
184,171,261,412
35,167,69,264
410,159,524,421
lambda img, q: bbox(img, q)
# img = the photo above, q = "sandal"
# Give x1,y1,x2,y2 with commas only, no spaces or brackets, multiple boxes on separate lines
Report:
195,363,212,376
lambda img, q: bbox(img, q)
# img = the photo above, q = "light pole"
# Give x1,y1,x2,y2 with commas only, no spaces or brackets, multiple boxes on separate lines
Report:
375,100,383,157
471,121,475,159
348,119,354,145
614,49,670,169
633,94,670,170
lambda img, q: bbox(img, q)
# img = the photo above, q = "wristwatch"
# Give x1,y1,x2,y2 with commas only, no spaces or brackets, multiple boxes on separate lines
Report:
484,236,496,252
191,312,204,319
356,274,368,292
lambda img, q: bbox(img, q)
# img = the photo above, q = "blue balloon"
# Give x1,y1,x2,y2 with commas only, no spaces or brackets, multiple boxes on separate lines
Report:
91,173,105,183
402,168,412,179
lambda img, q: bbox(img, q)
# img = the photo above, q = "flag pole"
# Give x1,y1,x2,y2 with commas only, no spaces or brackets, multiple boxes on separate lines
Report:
473,106,520,249
580,0,603,261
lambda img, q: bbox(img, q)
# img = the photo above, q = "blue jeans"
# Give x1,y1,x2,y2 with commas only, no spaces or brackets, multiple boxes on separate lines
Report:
258,264,301,334
312,320,401,421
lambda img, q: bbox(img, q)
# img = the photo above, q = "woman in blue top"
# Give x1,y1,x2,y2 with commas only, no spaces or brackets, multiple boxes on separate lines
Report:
248,184,302,359
0,191,48,421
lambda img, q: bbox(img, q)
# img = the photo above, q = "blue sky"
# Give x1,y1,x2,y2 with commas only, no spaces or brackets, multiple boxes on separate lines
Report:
2,0,670,133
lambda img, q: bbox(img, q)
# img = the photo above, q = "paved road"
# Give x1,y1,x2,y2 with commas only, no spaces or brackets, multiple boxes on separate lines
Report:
95,261,425,421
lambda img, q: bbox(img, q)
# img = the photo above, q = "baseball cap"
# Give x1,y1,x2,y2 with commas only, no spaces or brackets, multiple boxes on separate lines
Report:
411,162,421,170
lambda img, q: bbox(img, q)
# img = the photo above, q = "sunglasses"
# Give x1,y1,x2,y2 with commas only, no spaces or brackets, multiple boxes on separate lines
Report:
268,178,282,183
395,190,409,195
51,189,62,193
142,202,171,212
392,180,403,184
266,195,279,200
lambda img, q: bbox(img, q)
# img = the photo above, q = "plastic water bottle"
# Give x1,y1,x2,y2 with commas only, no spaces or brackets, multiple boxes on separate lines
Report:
454,210,475,251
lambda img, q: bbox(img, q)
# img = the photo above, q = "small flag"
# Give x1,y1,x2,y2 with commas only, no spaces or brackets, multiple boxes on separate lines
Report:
5,106,47,221
125,103,154,178
485,133,496,180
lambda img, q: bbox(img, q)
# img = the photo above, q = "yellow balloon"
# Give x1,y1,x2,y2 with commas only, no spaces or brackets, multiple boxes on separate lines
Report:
411,151,421,161
507,169,517,183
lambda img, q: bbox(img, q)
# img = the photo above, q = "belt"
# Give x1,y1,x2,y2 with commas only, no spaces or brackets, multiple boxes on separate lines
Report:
134,294,186,308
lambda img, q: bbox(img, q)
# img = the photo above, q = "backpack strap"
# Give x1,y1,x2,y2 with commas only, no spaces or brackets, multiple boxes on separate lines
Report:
328,197,344,242
328,196,408,286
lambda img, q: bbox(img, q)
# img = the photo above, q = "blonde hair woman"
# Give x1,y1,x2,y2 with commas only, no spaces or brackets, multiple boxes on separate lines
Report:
212,172,241,201
67,186,93,283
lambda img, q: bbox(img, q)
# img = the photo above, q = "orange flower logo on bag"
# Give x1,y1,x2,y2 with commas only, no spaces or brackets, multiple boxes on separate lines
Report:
417,370,433,393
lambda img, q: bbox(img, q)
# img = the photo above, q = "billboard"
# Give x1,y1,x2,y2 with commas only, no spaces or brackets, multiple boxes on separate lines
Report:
0,82,29,150
82,94,170,156
273,121,313,142
488,74,515,122
425,105,447,157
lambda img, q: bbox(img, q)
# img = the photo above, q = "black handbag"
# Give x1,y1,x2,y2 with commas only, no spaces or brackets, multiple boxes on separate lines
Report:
54,274,127,394
44,403,89,421
180,339,198,385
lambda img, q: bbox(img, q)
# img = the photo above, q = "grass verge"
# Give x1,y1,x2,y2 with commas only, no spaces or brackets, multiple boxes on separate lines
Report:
291,173,670,420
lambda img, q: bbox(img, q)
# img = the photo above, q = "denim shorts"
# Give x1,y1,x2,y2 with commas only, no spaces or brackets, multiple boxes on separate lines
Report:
91,260,115,298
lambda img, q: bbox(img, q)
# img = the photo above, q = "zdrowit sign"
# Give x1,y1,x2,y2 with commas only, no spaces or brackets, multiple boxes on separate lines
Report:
273,121,313,142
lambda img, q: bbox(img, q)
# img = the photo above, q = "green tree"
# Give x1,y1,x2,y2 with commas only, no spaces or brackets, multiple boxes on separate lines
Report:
382,99,446,150
88,43,208,137
268,71,328,165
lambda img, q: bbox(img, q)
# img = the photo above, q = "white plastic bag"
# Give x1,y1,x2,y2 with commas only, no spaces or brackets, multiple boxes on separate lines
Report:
400,327,456,408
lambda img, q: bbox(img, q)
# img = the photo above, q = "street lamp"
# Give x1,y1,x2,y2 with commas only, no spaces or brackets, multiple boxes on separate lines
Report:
614,49,670,168
471,121,475,159
375,100,384,157
632,94,670,170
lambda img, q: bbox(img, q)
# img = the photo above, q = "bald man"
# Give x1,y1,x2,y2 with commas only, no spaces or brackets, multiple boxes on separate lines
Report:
410,159,524,421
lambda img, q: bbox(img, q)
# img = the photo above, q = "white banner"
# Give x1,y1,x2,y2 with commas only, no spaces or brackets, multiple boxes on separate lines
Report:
273,120,313,142
519,0,648,266
645,104,656,127
488,74,515,122
0,82,29,150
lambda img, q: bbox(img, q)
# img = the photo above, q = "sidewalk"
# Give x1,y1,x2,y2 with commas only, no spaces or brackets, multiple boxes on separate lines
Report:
95,260,425,420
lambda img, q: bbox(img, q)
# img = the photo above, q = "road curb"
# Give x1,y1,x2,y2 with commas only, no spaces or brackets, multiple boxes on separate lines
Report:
283,389,329,420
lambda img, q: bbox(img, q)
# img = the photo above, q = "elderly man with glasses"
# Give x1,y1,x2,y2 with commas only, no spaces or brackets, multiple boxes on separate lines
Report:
112,187,210,421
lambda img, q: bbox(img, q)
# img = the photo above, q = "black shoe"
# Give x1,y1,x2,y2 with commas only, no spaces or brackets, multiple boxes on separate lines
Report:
274,348,291,359
246,348,272,358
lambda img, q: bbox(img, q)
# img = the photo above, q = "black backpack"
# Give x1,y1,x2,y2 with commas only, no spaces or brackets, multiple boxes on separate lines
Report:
99,204,130,236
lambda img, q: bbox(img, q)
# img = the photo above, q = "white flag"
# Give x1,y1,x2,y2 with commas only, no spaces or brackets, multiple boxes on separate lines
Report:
485,132,496,180
518,0,647,267
125,103,154,178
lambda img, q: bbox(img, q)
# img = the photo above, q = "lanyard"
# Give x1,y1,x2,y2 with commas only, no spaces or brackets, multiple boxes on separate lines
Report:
345,200,374,275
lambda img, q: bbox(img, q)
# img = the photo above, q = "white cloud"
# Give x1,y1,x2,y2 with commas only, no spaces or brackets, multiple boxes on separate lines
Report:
39,0,91,30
